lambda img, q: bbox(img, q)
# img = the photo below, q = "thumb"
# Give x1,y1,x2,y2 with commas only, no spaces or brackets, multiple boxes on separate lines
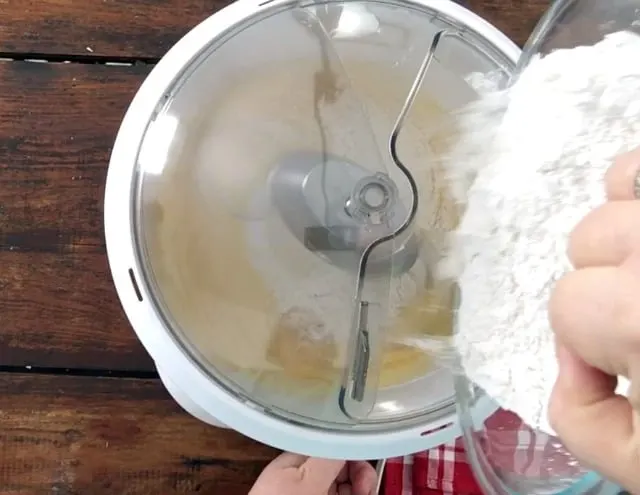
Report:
298,458,346,492
549,340,637,489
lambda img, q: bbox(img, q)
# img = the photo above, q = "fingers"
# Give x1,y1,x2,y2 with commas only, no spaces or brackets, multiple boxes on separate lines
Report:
605,148,640,200
549,266,640,377
548,341,637,490
261,454,373,495
336,463,349,484
549,256,640,492
568,201,640,268
348,461,377,495
264,453,346,493
266,452,306,470
551,339,618,408
568,149,640,267
299,457,346,492
550,148,640,492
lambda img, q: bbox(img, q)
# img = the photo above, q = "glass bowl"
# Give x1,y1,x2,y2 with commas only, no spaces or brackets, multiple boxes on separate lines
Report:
454,0,639,493
517,0,640,73
455,375,622,495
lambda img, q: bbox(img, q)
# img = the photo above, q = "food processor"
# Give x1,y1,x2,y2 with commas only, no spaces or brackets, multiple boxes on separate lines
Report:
105,0,516,461
104,0,631,492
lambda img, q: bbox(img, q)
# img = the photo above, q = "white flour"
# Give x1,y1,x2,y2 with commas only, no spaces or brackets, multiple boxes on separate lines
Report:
442,31,640,435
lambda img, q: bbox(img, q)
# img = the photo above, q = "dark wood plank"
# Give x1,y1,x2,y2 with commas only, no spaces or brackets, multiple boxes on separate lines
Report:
0,251,153,370
0,0,549,60
0,373,278,494
0,0,230,60
0,60,149,252
467,0,551,48
0,60,153,371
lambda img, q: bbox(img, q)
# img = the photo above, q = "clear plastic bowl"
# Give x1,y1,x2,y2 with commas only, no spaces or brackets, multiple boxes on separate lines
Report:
455,375,622,495
517,0,640,73
454,0,639,493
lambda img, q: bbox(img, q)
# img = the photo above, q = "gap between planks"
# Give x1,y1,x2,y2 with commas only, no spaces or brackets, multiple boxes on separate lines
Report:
0,366,159,380
0,52,158,66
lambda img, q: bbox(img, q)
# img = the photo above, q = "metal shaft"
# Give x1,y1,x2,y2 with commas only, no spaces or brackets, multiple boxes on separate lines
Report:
343,29,451,413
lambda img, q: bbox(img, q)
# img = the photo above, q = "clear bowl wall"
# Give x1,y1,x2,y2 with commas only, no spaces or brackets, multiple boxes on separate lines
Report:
455,376,622,495
454,0,637,493
517,0,640,72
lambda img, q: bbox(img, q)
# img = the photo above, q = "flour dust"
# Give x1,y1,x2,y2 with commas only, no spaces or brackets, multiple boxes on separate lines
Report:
440,31,639,435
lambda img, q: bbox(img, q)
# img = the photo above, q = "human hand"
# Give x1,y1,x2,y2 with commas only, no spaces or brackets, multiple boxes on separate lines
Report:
249,453,378,495
549,147,640,493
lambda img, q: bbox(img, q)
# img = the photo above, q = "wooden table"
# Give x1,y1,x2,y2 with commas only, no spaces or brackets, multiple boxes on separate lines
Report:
0,1,549,493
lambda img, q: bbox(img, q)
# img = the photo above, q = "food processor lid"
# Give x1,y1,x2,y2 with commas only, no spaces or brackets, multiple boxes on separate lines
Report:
131,0,515,429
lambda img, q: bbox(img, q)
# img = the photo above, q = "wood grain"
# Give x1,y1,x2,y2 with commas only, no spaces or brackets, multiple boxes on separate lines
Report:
0,373,278,494
468,0,551,47
0,251,153,370
0,60,149,252
0,61,153,371
0,0,550,61
0,0,230,60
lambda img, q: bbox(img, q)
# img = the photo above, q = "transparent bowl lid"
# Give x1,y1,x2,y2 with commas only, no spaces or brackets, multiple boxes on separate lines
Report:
133,0,513,430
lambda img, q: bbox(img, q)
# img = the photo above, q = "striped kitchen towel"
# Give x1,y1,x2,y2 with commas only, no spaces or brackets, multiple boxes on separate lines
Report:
383,409,621,495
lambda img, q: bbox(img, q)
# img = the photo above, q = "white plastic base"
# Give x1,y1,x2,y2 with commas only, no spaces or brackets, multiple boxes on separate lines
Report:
157,362,503,459
157,365,228,429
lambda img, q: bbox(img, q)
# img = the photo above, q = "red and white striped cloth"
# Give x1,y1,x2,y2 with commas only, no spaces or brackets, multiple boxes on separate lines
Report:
383,409,587,495
384,439,480,495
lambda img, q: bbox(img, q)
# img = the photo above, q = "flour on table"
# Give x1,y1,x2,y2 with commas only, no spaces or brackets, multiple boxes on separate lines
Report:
441,31,639,435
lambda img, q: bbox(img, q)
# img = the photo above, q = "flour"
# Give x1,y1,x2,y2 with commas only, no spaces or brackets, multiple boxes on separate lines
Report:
442,31,640,435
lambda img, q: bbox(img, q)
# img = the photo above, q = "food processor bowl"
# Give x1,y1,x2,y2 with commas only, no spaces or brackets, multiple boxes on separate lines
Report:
105,0,520,459
452,0,637,493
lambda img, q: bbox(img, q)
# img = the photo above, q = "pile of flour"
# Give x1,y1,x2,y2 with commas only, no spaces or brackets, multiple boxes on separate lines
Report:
441,31,640,434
